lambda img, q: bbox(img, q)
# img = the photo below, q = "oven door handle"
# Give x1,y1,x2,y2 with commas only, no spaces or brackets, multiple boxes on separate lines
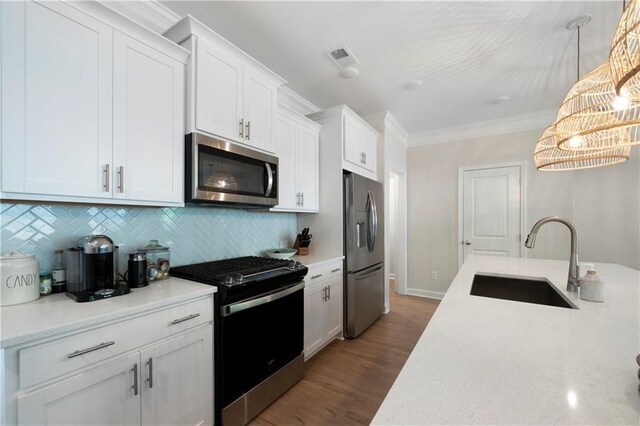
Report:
265,162,274,197
221,281,304,317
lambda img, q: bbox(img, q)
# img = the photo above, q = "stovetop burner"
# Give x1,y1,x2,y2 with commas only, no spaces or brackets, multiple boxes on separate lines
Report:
171,256,308,304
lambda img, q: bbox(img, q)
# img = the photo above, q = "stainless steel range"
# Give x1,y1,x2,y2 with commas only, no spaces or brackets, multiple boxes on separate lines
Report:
171,256,307,425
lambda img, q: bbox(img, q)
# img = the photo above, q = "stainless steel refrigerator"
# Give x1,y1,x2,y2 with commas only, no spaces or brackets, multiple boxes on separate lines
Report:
344,172,384,339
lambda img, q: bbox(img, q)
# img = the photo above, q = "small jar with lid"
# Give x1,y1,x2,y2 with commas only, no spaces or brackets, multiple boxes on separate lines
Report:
140,240,170,281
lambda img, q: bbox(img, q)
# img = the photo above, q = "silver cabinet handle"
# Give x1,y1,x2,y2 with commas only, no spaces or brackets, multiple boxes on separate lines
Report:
296,193,300,206
239,119,244,138
463,241,471,245
322,286,327,302
103,164,110,192
118,166,124,193
311,274,323,279
146,357,153,389
67,341,115,358
364,152,367,164
331,268,341,273
328,285,331,300
131,363,139,396
301,192,304,207
170,313,200,325
246,121,251,140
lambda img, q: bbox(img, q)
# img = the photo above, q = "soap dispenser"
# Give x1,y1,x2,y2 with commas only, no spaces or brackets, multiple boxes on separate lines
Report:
580,264,605,302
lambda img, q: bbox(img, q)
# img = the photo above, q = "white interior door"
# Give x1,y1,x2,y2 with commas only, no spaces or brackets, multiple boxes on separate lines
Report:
462,165,522,263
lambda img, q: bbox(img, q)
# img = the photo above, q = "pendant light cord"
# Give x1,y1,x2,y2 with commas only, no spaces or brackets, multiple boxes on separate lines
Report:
577,26,581,81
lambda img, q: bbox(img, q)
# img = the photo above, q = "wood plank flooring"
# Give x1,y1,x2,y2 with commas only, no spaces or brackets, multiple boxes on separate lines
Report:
250,286,440,425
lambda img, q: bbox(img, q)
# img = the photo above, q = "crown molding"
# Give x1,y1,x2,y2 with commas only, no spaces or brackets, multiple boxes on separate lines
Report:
363,111,409,142
408,109,557,147
102,0,180,34
277,86,321,116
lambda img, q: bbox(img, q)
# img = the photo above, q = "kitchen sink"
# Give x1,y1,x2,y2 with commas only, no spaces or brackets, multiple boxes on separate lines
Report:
470,274,577,309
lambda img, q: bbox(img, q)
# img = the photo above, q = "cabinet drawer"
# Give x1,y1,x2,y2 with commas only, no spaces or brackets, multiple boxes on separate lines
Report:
306,262,343,287
19,296,213,389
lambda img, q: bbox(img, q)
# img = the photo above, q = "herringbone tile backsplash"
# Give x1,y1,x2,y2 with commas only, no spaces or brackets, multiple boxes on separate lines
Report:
1,203,297,273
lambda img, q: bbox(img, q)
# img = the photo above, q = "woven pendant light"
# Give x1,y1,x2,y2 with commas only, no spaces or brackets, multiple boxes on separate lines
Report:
534,124,630,170
555,61,640,151
610,0,640,102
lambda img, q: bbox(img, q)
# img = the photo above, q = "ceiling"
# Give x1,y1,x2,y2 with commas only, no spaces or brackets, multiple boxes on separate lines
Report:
162,1,622,135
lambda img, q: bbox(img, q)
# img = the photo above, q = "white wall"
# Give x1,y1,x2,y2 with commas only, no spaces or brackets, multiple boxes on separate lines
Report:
407,128,640,296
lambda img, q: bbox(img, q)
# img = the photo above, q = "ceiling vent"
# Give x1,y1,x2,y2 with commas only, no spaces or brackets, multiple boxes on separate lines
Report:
326,46,359,70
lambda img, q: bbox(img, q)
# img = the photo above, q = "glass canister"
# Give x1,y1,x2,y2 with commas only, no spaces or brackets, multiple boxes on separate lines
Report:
140,240,170,281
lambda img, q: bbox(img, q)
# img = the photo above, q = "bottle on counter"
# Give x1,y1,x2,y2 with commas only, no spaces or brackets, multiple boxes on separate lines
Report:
580,264,605,303
51,249,67,293
39,272,52,296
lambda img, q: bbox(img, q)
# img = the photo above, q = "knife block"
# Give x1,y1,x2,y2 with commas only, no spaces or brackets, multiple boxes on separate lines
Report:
294,236,310,255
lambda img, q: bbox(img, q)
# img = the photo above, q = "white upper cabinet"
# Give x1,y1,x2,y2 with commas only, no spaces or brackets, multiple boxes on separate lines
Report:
194,39,244,142
112,31,185,204
308,105,379,181
164,16,286,153
1,1,113,199
272,105,320,213
0,0,189,207
343,113,378,174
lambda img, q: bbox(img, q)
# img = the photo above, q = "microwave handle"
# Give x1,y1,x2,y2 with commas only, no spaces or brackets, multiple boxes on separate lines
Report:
265,163,274,196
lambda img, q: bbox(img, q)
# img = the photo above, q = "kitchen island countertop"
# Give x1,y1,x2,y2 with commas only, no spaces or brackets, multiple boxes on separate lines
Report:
373,255,640,425
0,277,216,348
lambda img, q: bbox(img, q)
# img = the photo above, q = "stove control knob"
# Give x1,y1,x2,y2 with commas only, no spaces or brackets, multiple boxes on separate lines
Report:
287,260,296,269
234,273,244,283
223,275,234,285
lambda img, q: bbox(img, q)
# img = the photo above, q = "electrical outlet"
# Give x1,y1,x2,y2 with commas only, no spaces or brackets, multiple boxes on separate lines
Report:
431,271,438,280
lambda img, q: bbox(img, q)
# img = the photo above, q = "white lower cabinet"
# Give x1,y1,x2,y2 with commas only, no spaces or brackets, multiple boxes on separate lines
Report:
304,260,343,359
17,352,141,426
5,296,214,426
140,328,212,426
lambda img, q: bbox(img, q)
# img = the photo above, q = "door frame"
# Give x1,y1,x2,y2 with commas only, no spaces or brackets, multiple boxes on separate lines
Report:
457,161,527,269
386,167,407,305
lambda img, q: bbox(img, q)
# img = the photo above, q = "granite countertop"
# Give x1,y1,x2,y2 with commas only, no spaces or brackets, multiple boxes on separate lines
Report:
0,277,216,348
373,255,640,425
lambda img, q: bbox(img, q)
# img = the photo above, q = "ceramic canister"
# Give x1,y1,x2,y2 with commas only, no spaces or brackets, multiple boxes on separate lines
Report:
0,251,41,306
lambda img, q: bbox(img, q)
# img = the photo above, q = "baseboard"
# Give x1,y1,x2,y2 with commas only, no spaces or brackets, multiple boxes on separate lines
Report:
406,288,445,300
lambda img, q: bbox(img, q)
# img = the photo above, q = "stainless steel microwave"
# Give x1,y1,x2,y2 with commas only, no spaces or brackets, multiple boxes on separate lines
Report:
185,133,278,207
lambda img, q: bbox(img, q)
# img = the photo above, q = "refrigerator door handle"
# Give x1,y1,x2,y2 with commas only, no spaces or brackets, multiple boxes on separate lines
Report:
366,190,378,253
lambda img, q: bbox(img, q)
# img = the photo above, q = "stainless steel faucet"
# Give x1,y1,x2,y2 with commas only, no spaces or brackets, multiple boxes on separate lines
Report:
524,216,580,292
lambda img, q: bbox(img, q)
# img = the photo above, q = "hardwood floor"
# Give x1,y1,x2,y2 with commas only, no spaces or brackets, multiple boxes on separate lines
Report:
250,285,440,426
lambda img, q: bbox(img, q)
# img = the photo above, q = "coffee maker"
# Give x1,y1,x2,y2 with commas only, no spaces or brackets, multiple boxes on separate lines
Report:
65,235,130,302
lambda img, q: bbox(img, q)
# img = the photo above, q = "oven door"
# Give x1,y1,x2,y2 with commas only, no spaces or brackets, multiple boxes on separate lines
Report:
186,133,278,207
220,281,304,407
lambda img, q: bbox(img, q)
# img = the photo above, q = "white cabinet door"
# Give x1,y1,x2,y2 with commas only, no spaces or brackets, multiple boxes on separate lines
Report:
360,130,378,173
295,125,319,212
343,116,363,167
274,114,297,210
244,68,276,152
17,352,140,426
140,325,214,426
325,275,344,339
304,283,325,359
1,0,113,198
112,31,184,204
195,39,244,142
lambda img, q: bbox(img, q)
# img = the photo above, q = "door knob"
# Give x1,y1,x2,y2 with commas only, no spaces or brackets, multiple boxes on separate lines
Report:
463,241,471,245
